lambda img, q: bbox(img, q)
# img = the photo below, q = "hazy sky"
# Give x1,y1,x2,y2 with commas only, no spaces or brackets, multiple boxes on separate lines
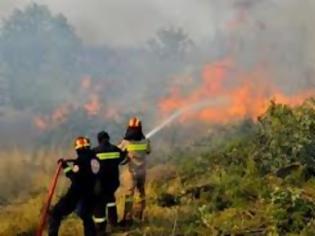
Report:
0,0,230,47
0,0,313,48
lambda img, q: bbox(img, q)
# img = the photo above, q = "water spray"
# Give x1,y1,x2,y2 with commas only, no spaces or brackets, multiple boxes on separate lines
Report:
145,97,228,139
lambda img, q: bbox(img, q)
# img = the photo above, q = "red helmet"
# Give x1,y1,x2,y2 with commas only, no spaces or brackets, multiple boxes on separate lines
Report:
74,136,90,150
128,117,141,128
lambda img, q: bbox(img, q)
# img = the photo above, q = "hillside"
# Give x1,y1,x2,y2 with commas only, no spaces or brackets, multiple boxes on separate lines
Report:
2,99,315,235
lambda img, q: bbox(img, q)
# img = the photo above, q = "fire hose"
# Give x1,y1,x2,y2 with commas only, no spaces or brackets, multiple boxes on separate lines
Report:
36,161,62,236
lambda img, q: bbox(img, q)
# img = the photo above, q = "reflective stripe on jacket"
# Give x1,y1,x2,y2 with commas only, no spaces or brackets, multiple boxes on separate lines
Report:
119,139,150,167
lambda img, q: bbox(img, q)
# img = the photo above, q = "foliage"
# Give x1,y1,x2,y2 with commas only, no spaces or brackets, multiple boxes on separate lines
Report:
270,186,315,234
257,99,315,172
164,99,315,235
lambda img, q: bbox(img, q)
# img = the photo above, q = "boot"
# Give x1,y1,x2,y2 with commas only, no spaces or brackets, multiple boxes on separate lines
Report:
133,198,145,221
95,221,107,236
107,202,118,233
82,217,97,236
119,196,133,227
48,214,61,236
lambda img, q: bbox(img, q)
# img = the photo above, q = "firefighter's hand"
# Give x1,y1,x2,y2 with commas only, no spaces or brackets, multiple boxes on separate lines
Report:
122,150,128,157
120,157,129,165
57,158,67,167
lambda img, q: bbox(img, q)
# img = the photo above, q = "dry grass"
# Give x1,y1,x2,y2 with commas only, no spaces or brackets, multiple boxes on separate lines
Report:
0,148,76,235
0,149,182,236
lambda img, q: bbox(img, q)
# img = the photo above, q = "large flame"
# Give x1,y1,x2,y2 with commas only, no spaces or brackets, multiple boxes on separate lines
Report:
159,59,314,123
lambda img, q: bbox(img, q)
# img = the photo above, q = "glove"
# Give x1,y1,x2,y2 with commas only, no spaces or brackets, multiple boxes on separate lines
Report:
120,156,129,165
57,158,67,168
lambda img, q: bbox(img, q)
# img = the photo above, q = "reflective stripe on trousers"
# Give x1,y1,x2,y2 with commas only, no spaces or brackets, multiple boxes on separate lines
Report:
107,202,116,207
93,216,106,223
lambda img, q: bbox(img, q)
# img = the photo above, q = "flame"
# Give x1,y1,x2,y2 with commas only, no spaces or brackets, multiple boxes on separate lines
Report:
81,75,102,116
51,104,71,123
33,64,315,132
159,60,315,123
33,104,72,131
33,76,110,130
84,94,101,116
33,116,48,130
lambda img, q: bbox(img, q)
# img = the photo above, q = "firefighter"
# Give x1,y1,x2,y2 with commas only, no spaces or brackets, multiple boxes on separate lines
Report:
92,131,127,235
48,137,97,236
119,117,151,225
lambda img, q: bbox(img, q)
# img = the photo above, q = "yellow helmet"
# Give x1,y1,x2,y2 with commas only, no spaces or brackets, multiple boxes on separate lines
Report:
128,117,141,128
74,136,90,150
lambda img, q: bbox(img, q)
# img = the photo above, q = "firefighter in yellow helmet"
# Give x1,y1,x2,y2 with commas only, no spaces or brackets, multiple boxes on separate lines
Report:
48,137,97,236
118,117,151,225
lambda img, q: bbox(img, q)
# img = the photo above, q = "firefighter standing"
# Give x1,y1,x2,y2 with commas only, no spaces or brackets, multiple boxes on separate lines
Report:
48,137,97,236
92,131,126,235
119,117,151,225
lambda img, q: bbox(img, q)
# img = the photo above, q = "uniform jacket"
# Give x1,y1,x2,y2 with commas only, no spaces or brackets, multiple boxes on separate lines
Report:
62,149,97,195
118,139,151,171
93,142,126,189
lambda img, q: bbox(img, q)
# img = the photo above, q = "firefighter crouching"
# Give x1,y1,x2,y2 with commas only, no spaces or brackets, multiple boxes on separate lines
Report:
48,137,97,236
119,117,151,225
92,131,127,235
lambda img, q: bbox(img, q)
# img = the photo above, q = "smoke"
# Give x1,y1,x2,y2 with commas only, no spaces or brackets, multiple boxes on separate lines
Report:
0,0,314,147
223,0,315,90
0,0,216,47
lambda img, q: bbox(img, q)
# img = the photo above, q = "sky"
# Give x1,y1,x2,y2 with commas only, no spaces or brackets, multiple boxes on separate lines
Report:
0,0,314,75
1,0,313,47
0,0,225,47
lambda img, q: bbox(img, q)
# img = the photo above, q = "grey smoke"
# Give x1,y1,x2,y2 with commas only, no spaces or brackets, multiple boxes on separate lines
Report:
0,0,217,47
0,0,314,147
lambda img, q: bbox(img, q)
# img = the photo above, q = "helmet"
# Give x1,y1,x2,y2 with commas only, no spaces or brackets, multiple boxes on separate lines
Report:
97,131,110,142
74,136,90,150
128,117,141,128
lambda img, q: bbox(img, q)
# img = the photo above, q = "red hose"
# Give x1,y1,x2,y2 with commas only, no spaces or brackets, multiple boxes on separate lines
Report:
36,162,62,236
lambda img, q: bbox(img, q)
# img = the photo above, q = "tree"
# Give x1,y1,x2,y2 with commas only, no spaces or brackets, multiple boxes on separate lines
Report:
148,27,193,62
0,3,82,111
257,99,315,172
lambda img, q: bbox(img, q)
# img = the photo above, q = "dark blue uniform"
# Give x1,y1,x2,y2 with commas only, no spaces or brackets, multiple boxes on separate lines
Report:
48,149,97,236
92,142,126,233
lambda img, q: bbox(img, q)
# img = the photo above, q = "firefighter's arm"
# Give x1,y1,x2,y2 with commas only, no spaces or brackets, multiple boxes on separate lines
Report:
64,164,80,180
58,159,77,180
119,150,129,165
117,143,129,165
117,139,125,150
63,165,74,179
118,140,132,165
